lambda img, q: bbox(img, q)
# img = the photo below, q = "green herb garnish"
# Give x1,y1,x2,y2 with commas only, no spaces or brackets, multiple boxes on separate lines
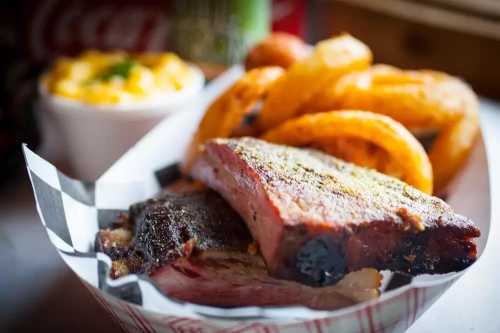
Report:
98,59,136,81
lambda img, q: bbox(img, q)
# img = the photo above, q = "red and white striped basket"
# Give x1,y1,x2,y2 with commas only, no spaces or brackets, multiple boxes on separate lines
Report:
84,279,454,333
24,67,491,333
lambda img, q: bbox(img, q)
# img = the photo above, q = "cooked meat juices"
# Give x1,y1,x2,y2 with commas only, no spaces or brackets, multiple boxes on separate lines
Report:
96,183,380,309
191,137,480,287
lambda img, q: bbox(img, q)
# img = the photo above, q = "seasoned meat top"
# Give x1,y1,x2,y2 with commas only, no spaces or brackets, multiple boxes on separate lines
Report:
213,137,478,236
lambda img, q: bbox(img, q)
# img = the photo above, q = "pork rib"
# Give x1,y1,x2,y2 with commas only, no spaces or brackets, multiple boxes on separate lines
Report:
191,137,480,286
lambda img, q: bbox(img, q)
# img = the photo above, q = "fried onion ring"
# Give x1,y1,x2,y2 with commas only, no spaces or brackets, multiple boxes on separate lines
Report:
257,34,372,132
261,110,433,194
305,65,468,130
317,138,403,180
428,88,479,191
302,64,478,190
183,66,284,173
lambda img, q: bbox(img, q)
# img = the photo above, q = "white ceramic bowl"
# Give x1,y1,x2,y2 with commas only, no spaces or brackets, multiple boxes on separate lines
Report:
38,65,204,181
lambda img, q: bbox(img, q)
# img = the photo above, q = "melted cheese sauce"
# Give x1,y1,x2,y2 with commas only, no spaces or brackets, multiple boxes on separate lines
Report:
42,50,198,105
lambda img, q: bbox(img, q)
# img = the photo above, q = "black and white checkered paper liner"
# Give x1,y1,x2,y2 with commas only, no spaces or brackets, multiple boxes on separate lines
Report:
22,66,489,325
24,144,429,322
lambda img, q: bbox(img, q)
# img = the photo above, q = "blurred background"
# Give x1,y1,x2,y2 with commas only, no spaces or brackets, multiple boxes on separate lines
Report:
1,0,499,332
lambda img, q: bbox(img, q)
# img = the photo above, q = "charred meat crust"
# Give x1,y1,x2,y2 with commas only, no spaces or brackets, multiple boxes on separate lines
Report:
131,190,252,272
291,222,478,286
191,137,480,286
96,188,252,276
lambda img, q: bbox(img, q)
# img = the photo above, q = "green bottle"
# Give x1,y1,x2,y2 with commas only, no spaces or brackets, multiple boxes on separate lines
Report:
169,0,270,77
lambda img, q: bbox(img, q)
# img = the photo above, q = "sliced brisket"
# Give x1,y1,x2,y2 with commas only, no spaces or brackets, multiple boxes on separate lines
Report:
96,181,380,309
96,183,252,276
191,137,480,287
